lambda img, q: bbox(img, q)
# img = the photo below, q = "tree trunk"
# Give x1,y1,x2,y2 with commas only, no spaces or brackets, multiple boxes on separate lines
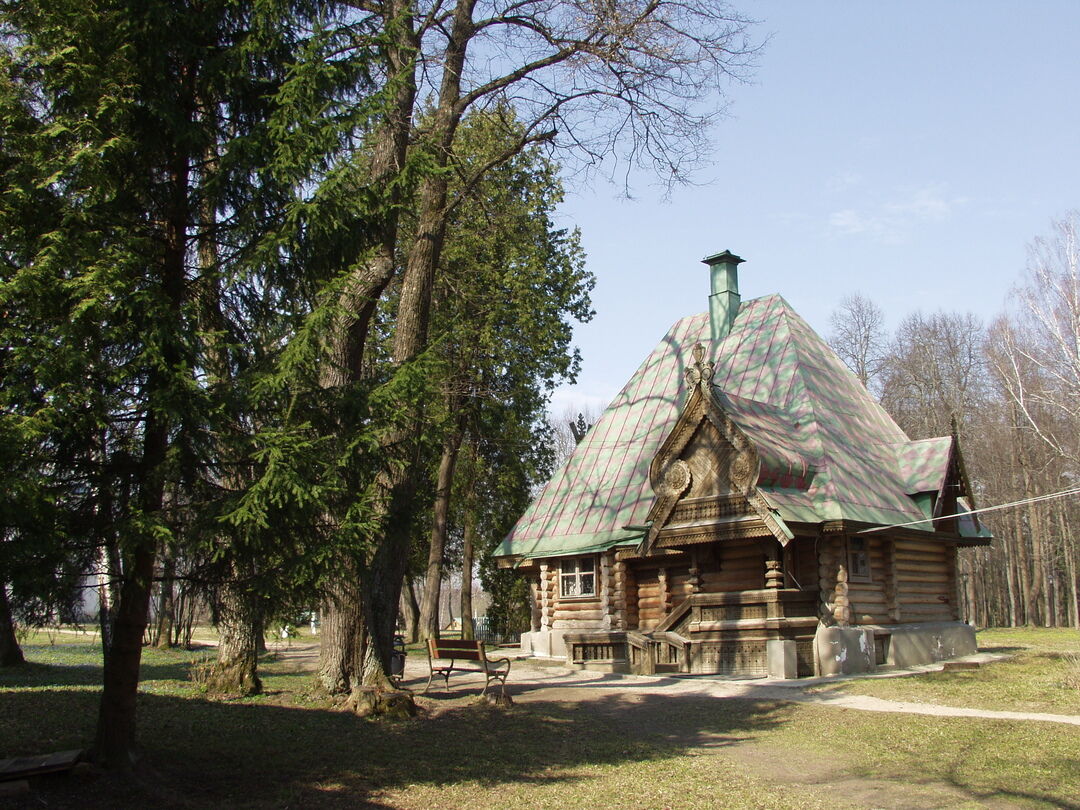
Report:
358,477,416,691
964,555,978,626
350,0,476,685
317,576,366,694
93,132,188,768
314,7,418,695
1058,505,1079,628
97,522,122,654
1004,530,1018,627
204,572,262,695
154,553,175,649
93,542,157,770
459,493,477,642
401,576,420,644
0,583,25,667
419,430,462,641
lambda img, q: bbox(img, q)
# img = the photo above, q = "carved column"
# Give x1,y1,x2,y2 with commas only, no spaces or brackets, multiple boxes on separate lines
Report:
658,566,671,616
818,533,839,625
765,543,784,589
612,557,627,631
600,552,614,630
625,562,638,630
539,561,552,630
529,577,541,632
688,551,703,594
833,537,851,626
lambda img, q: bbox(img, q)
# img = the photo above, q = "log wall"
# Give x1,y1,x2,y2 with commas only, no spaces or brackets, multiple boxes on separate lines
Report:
848,536,891,624
548,555,603,630
699,538,765,593
894,538,956,622
629,539,768,629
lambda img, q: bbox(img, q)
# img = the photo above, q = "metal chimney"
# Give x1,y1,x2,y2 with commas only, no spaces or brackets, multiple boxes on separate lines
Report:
702,250,744,341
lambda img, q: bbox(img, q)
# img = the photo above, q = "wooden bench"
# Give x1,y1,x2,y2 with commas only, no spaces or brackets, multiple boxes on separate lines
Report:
424,638,511,697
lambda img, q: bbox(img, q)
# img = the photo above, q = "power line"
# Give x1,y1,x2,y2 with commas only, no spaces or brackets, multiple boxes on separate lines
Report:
858,484,1080,534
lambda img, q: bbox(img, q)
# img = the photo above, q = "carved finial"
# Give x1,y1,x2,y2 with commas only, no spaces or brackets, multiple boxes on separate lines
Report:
685,343,714,388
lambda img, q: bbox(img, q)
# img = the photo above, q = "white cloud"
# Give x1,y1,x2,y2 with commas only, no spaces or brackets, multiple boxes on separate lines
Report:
827,184,968,244
825,171,863,193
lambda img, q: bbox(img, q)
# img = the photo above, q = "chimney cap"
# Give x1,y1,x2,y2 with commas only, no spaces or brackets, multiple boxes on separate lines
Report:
702,250,744,266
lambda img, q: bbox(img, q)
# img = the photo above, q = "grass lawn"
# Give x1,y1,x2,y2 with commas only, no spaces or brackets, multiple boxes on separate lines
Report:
815,626,1080,715
0,628,1077,808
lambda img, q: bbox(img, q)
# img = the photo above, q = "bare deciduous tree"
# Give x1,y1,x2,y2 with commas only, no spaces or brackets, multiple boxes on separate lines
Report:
828,293,887,393
879,310,987,440
990,212,1080,465
548,403,605,472
319,0,761,699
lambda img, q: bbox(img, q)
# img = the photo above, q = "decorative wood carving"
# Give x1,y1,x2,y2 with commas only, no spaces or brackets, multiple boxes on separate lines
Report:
658,566,671,615
530,578,541,631
670,495,753,524
640,343,794,555
600,552,616,630
765,559,784,589
539,561,552,630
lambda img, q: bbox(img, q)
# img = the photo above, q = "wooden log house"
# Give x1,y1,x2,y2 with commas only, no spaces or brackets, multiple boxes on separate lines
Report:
495,251,991,678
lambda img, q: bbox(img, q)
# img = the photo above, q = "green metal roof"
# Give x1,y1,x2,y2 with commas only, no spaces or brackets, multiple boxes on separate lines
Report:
496,295,982,560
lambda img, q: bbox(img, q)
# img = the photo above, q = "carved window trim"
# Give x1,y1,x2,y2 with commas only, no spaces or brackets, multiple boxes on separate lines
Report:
559,556,597,599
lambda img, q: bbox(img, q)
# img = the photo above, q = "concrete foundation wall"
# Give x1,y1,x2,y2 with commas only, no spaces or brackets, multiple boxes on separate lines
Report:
815,620,976,676
519,629,568,659
814,625,876,676
885,621,977,668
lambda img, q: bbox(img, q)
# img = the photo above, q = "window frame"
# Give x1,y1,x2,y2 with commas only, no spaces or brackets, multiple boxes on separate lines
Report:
559,556,597,599
847,537,872,582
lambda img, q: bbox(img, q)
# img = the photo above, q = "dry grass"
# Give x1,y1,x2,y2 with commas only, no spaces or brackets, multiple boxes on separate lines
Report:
820,626,1080,714
1062,650,1080,692
1,629,1078,809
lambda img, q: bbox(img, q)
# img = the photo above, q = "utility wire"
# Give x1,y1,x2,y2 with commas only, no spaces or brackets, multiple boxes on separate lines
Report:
858,484,1080,533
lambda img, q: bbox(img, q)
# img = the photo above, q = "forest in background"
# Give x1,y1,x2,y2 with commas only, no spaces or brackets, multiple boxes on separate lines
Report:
827,213,1080,629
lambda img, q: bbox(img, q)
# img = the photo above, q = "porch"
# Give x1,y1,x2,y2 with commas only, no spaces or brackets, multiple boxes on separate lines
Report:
564,588,819,678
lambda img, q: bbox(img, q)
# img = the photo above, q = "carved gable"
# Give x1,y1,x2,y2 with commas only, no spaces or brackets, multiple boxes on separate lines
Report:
682,420,755,499
640,344,794,555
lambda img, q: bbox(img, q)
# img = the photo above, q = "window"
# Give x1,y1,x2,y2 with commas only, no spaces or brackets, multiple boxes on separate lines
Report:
560,557,596,598
848,537,871,581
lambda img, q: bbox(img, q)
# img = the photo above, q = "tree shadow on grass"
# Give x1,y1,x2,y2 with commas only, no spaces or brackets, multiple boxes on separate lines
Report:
0,686,790,808
4,678,1077,809
0,647,211,689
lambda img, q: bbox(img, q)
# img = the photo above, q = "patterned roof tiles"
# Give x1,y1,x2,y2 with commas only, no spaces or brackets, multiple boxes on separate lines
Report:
496,294,981,560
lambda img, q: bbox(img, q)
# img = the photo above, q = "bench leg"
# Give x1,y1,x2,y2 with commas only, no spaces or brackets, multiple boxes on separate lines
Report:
424,668,453,694
483,673,508,698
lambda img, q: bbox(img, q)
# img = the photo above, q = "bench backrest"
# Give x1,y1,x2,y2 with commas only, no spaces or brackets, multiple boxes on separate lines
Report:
428,637,485,662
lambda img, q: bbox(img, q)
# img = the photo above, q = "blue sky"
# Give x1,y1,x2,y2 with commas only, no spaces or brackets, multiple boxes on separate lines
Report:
549,0,1080,416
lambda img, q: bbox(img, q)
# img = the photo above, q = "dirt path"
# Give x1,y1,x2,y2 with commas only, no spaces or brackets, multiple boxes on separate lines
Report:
385,652,1080,726
265,642,1079,725
262,644,1074,809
